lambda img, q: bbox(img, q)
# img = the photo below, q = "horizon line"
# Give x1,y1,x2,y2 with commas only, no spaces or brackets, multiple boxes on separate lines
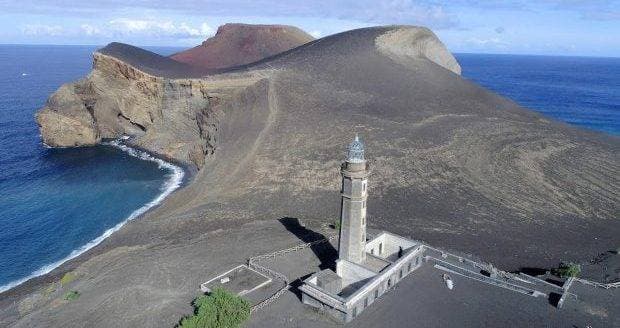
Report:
0,42,618,59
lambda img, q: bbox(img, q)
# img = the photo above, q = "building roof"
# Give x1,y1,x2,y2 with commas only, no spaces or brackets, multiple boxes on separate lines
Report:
346,134,365,163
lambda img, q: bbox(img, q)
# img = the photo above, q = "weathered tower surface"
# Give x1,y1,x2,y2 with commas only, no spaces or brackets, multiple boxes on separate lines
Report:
338,135,369,265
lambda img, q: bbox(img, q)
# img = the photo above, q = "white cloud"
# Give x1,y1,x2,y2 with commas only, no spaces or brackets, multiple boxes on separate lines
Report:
21,24,64,36
107,18,214,39
80,24,101,36
19,18,215,45
200,23,215,36
467,37,507,46
309,30,322,38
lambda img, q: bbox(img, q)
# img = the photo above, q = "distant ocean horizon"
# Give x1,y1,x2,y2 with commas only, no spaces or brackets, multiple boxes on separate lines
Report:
456,53,619,135
0,45,617,294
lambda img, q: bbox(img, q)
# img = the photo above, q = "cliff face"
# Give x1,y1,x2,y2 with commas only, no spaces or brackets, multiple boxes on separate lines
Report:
170,23,314,71
375,26,461,74
36,52,212,166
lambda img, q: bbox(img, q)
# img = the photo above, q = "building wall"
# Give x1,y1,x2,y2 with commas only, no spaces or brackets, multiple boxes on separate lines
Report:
302,242,426,323
339,173,368,264
343,246,425,322
336,259,376,288
302,293,347,323
366,232,417,259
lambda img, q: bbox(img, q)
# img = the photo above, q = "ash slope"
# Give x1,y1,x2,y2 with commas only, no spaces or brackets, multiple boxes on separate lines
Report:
98,42,202,78
10,25,619,327
36,24,619,274
191,26,618,269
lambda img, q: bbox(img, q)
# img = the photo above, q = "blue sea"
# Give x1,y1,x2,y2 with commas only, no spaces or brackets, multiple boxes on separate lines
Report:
0,45,185,293
456,53,620,135
0,47,618,294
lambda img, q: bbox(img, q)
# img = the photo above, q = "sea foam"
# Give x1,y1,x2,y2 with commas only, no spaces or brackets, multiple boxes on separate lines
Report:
0,140,184,294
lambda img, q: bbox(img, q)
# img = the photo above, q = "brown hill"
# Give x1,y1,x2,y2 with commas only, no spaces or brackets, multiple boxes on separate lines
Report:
170,23,314,71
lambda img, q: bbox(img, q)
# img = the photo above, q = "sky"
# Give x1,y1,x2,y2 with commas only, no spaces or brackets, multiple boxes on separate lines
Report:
0,0,619,57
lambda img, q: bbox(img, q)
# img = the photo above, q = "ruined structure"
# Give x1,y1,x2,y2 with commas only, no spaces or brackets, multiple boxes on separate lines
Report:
298,136,594,323
300,136,425,322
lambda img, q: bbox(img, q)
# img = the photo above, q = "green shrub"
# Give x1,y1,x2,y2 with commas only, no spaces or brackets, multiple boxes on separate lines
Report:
553,262,581,278
178,288,251,328
331,220,341,231
63,290,80,301
60,272,77,287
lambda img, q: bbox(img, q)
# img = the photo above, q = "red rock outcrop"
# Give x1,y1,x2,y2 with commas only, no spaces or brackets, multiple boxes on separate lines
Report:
170,23,314,71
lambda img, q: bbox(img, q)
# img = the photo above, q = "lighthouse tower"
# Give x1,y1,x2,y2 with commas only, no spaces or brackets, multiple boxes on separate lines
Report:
338,135,369,265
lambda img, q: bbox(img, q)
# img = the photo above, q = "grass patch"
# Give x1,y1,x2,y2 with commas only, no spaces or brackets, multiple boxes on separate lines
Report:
60,272,77,287
43,283,57,297
63,290,80,301
331,220,341,231
553,262,581,278
178,288,250,328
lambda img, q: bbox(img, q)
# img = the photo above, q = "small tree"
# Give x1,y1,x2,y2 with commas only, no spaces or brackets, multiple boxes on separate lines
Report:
553,262,581,278
178,288,250,328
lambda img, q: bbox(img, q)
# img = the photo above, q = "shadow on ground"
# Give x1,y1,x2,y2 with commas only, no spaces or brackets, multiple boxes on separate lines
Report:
278,217,338,270
279,217,339,301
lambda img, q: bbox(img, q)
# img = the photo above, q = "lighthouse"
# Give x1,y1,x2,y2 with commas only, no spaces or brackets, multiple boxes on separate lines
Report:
338,134,369,265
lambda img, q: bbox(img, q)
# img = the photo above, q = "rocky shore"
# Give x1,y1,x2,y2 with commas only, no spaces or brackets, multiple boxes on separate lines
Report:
2,25,618,327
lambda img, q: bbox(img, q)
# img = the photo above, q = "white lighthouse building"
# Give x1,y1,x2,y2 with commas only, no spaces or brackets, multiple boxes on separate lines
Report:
338,135,369,265
300,135,424,323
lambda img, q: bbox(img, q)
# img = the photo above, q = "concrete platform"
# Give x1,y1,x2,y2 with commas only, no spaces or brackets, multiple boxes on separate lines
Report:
200,265,271,299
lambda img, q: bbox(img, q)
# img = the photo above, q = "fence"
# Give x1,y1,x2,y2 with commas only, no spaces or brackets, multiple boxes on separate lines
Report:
248,233,337,313
574,278,620,289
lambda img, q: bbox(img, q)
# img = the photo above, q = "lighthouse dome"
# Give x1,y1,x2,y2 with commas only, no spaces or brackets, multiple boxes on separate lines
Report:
346,135,365,163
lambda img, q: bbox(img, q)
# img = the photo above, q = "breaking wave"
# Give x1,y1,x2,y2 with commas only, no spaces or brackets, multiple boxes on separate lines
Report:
0,140,184,294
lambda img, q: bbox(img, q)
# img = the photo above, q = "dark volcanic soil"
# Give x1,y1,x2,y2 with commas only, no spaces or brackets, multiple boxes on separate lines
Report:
3,25,619,327
98,42,204,78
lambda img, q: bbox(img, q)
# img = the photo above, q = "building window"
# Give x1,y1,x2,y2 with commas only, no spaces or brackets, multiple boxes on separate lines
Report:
415,257,419,265
370,248,374,255
400,269,404,279
362,214,365,225
408,262,412,272
387,278,392,288
363,182,366,192
379,243,383,255
364,297,369,308
352,307,357,317
374,289,379,299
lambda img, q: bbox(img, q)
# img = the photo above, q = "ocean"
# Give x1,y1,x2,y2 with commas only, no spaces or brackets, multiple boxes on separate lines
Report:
456,53,620,135
0,45,184,293
0,47,617,294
